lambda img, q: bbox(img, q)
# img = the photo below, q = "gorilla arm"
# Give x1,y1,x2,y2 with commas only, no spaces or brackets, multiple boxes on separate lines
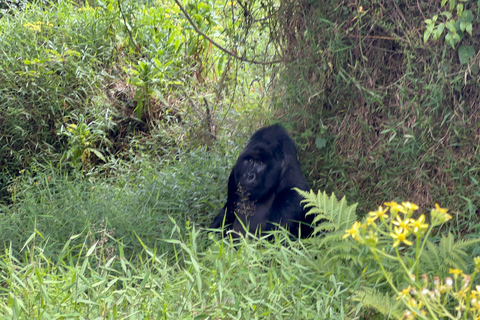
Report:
210,169,237,229
262,188,314,237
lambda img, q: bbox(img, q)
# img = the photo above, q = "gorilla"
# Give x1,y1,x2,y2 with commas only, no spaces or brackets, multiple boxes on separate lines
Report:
210,124,314,238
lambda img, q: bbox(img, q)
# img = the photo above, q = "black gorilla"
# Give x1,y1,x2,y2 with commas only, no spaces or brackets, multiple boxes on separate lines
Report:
210,124,314,238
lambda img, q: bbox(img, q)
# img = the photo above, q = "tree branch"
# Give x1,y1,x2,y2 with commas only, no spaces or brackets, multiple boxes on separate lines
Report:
173,0,281,66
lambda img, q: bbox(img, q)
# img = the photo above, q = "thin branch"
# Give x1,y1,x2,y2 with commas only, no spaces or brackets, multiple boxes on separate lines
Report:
172,0,281,65
117,0,139,52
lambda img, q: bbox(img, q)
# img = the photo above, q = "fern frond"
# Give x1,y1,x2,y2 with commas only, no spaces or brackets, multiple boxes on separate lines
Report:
354,288,403,319
422,233,480,274
295,188,358,234
423,240,441,273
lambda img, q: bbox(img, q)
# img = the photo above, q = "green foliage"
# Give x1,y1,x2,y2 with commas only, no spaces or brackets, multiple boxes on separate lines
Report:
424,0,476,64
273,0,480,229
0,149,230,257
0,205,361,319
58,114,109,169
125,60,166,121
343,201,480,319
354,289,403,320
296,188,358,234
0,0,273,204
2,0,480,317
421,232,480,275
0,0,117,201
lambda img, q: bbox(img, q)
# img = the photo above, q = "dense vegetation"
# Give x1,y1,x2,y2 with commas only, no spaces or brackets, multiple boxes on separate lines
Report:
1,0,479,318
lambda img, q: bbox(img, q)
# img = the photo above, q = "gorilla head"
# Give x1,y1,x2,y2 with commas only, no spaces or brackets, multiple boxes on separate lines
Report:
210,124,314,238
234,142,281,201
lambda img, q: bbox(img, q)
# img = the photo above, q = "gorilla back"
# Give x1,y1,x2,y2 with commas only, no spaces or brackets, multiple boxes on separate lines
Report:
210,124,314,238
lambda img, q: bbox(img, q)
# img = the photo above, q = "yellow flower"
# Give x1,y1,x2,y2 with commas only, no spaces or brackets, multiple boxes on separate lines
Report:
392,215,410,232
436,204,451,219
343,221,362,240
368,206,389,221
449,268,463,276
444,277,453,289
410,214,429,234
390,226,413,247
473,285,480,296
471,297,480,310
365,216,377,228
385,201,407,215
435,203,448,214
384,201,399,207
24,22,42,32
397,286,411,300
402,202,419,212
403,310,414,320
431,203,452,225
407,297,422,310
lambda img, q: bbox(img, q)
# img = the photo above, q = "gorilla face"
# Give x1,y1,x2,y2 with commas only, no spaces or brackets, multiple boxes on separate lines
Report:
234,146,282,201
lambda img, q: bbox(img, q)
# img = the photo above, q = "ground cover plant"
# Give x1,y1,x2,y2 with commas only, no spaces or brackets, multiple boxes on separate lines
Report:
1,0,480,318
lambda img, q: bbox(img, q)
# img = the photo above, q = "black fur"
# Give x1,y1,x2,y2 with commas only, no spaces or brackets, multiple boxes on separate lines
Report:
210,124,314,238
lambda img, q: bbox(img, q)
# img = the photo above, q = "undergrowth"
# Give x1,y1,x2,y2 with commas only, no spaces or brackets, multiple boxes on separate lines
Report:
1,0,480,318
1,149,232,259
273,0,480,233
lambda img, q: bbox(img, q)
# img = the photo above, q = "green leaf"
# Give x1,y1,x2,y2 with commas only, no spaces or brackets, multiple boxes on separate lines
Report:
90,149,106,162
458,45,474,65
453,33,462,42
446,20,456,32
295,188,358,234
462,9,474,23
441,11,452,19
449,0,455,11
449,39,456,49
315,137,327,149
86,242,97,257
445,33,453,48
466,23,472,35
433,23,445,40
426,23,435,32
135,99,144,119
457,3,463,16
424,30,432,43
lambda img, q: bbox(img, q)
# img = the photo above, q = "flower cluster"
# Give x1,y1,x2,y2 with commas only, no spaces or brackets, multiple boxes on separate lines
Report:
343,202,449,248
398,268,480,319
343,201,480,319
23,21,53,32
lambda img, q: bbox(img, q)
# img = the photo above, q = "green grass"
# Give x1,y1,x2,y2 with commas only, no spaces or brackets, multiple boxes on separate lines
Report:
0,228,360,319
1,149,232,259
0,154,366,319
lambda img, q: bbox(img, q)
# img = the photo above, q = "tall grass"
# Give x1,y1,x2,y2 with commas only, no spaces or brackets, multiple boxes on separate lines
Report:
0,227,360,319
1,149,231,258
